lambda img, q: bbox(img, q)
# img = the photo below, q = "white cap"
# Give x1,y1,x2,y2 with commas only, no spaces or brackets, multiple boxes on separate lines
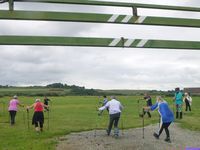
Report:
35,99,40,102
13,95,18,99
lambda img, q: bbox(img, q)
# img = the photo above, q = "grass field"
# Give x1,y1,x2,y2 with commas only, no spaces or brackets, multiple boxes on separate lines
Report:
0,96,199,150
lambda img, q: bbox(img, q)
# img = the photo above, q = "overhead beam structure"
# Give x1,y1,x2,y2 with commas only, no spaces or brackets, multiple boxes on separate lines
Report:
13,0,200,12
1,10,200,28
0,36,200,50
0,0,200,49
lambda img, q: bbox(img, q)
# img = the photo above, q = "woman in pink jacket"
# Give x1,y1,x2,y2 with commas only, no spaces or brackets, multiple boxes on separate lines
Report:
8,95,24,125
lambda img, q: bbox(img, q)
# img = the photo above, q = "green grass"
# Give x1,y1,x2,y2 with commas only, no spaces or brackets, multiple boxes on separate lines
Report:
0,96,199,150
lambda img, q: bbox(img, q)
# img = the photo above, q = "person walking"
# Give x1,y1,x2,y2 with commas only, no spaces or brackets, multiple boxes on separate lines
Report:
143,96,174,143
43,96,51,111
98,96,123,137
8,95,24,125
140,93,152,118
174,87,183,119
184,92,192,112
98,95,108,116
27,99,48,132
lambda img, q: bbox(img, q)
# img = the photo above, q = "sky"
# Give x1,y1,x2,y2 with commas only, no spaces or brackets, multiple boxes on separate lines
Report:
0,0,200,90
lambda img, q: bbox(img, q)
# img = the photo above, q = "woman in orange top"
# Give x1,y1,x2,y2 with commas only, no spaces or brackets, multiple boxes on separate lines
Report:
27,99,48,132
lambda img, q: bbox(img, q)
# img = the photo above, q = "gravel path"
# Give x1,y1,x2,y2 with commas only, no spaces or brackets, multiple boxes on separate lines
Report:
56,123,200,150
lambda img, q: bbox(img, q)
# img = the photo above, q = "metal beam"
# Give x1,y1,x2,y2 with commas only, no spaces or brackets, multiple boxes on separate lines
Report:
13,0,200,12
0,35,200,50
1,10,200,28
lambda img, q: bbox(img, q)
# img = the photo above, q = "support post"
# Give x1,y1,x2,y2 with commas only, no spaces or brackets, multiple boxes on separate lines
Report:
132,7,138,16
121,37,125,48
9,0,14,11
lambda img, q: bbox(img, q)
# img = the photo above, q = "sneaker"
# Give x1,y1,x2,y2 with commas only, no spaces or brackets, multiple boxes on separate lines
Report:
153,133,159,139
106,129,110,136
114,134,119,139
164,138,171,143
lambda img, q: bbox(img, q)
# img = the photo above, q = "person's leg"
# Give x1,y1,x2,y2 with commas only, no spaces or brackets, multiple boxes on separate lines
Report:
179,104,183,119
10,111,16,125
147,111,151,118
12,111,16,124
9,111,13,125
113,113,120,136
158,123,164,137
185,100,189,111
35,121,40,132
107,114,115,135
189,104,191,111
176,104,179,119
163,122,171,142
39,121,43,131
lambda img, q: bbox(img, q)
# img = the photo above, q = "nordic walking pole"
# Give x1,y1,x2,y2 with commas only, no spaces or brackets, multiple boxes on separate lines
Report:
47,108,50,130
137,99,140,117
48,101,52,131
142,108,145,139
3,101,5,115
22,108,25,125
94,96,100,137
121,114,124,136
26,108,30,130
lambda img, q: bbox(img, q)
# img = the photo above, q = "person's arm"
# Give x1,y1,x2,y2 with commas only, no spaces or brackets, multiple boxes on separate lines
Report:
27,104,34,110
119,103,124,111
43,103,49,108
145,102,158,111
18,102,25,107
99,102,109,111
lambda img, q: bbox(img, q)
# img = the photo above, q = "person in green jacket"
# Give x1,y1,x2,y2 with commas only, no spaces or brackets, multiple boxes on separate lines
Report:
174,87,183,119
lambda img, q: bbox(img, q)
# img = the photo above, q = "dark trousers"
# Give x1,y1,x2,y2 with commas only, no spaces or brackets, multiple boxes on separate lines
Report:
35,121,43,128
159,122,171,138
185,100,191,111
107,113,120,135
9,111,17,125
143,111,151,118
32,112,44,128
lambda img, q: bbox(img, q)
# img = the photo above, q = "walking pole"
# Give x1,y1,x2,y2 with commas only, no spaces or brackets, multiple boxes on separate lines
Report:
94,96,100,137
142,108,144,139
21,108,25,125
27,108,30,130
137,99,140,117
47,108,50,130
121,115,124,136
3,101,5,115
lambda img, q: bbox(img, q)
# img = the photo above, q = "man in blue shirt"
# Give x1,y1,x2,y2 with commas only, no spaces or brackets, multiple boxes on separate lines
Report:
174,87,183,119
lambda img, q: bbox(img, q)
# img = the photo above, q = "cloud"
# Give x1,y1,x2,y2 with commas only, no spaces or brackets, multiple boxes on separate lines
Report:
0,0,200,90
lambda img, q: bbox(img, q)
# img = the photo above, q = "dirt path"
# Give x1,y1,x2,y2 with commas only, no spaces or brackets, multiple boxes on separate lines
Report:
56,123,200,150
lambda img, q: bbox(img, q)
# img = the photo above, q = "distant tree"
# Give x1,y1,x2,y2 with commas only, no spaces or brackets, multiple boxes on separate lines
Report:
46,83,64,88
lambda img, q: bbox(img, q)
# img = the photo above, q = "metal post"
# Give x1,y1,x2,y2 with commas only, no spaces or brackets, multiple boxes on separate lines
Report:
121,37,125,48
132,7,138,16
9,0,14,11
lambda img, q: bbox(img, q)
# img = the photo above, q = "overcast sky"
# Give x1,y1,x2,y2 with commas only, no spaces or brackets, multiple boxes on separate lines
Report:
0,0,200,90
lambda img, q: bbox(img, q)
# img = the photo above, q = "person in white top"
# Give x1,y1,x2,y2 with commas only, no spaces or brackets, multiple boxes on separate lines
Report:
98,96,123,137
183,92,192,111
